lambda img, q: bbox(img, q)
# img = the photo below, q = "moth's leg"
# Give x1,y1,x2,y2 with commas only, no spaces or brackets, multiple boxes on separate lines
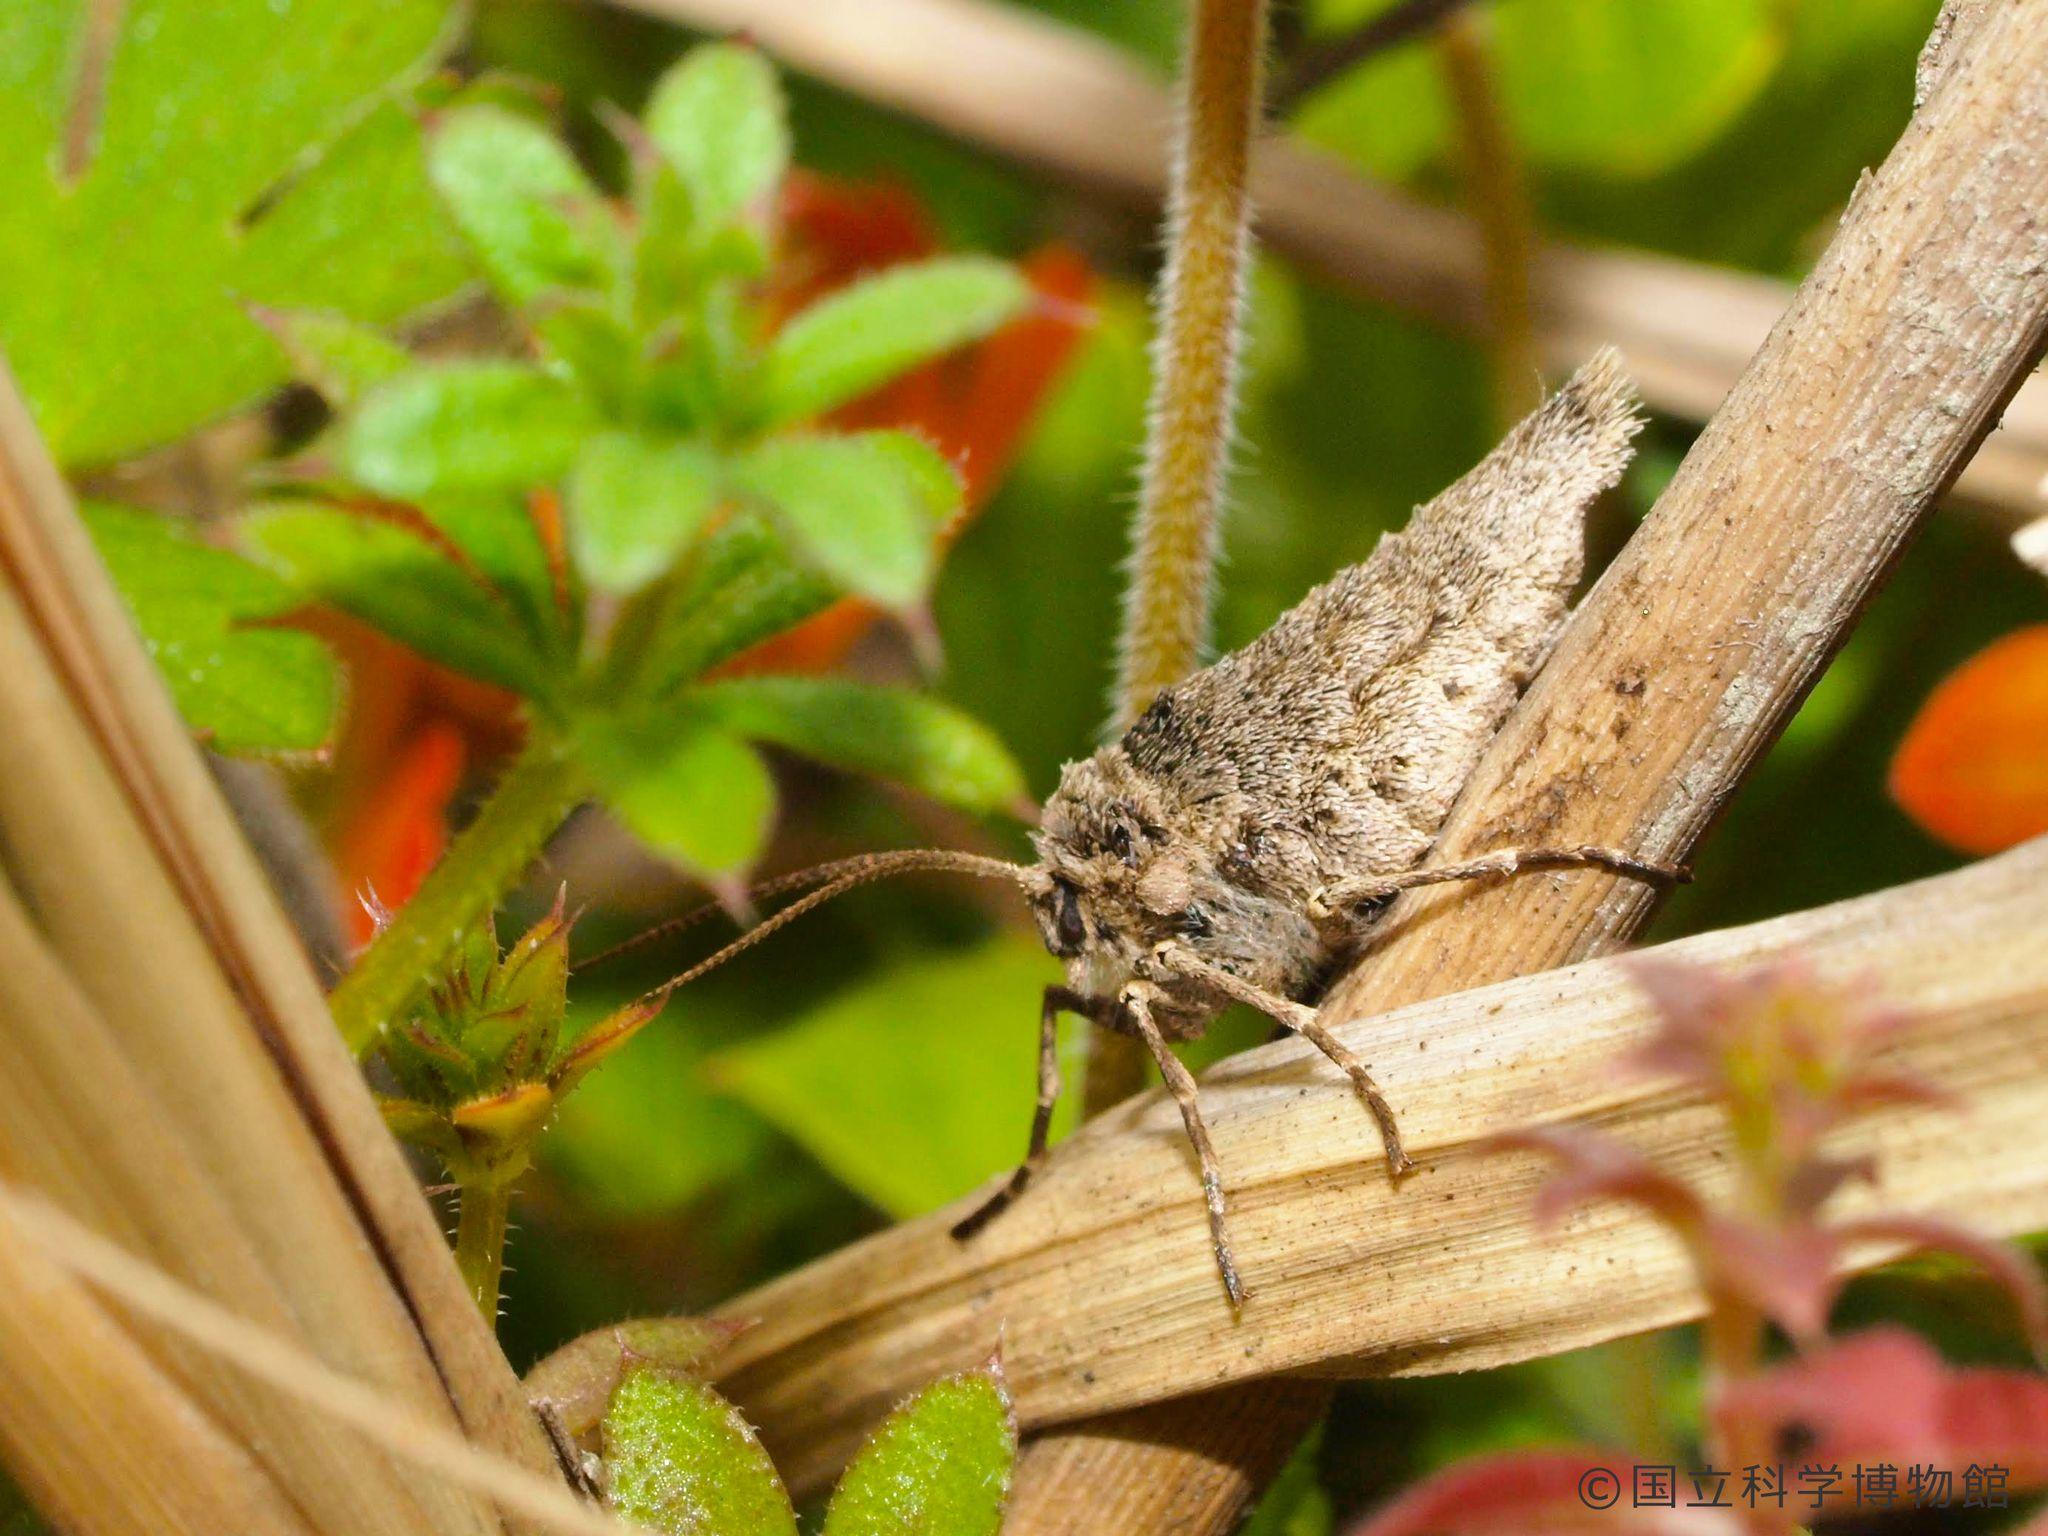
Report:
1124,979,1245,1309
1309,843,1688,919
1146,942,1411,1177
951,985,1102,1243
533,1399,604,1501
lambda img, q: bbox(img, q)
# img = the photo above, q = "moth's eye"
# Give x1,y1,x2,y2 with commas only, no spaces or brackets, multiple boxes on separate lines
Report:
1107,823,1136,866
1053,880,1088,955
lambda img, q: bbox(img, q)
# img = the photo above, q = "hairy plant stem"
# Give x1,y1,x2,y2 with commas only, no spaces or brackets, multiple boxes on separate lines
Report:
328,736,593,1056
1090,0,1270,1117
1439,10,1541,426
1111,0,1268,732
453,1183,511,1321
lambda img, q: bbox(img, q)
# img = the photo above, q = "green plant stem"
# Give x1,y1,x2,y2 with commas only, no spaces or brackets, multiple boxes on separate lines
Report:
329,736,593,1056
1438,10,1542,428
454,1183,511,1320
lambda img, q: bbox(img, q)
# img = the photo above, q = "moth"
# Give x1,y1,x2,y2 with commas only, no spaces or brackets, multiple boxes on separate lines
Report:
613,348,1681,1305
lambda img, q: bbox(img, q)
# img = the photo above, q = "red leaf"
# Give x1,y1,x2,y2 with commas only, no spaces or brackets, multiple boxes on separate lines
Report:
1490,1126,1708,1240
1718,1328,2048,1496
1834,1213,2048,1360
1890,625,2048,855
1345,1450,1741,1536
1698,1216,1841,1347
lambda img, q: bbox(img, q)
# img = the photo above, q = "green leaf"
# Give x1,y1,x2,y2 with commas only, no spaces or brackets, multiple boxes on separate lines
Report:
240,501,553,697
603,1366,798,1536
709,937,1071,1217
1295,0,1783,181
82,502,337,755
692,678,1026,814
576,708,775,878
568,433,723,594
534,297,637,416
0,0,467,467
255,308,414,409
640,515,838,695
823,1367,1016,1536
343,363,597,499
758,257,1031,425
1239,1423,1334,1536
427,104,615,305
733,433,952,609
1492,0,1784,176
644,43,789,232
865,431,968,534
414,489,569,651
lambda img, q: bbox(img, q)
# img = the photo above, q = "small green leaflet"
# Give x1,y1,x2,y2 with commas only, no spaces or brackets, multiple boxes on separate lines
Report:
735,432,958,609
342,362,598,499
757,257,1032,425
822,1367,1017,1536
83,502,338,755
644,43,790,234
575,708,776,879
239,500,555,699
692,677,1027,815
427,104,617,305
637,515,839,696
526,1317,736,1438
568,432,723,594
604,1367,798,1536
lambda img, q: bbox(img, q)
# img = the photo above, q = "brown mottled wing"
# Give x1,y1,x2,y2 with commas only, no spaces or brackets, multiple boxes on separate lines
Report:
1123,350,1643,899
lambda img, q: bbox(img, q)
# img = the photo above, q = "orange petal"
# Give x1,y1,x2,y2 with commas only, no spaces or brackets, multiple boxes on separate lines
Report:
1889,624,2048,854
707,597,882,679
333,721,469,946
767,172,938,325
948,244,1096,511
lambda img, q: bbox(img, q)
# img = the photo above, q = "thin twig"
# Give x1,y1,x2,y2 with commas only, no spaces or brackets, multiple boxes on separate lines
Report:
1274,0,1481,111
1437,10,1541,425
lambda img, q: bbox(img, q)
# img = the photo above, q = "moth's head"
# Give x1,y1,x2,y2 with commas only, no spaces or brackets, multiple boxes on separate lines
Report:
1030,748,1227,997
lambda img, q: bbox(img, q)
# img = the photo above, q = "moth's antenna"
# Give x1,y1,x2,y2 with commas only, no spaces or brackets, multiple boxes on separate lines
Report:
578,849,1037,978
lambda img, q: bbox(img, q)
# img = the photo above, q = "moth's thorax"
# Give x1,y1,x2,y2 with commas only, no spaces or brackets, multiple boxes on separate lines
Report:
1029,741,1334,1029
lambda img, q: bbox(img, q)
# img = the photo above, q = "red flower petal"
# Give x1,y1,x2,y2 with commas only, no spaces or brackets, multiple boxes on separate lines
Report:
1890,625,2048,854
333,720,468,947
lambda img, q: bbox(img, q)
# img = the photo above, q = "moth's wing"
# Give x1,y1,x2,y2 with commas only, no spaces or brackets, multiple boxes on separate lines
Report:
1157,351,1645,884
